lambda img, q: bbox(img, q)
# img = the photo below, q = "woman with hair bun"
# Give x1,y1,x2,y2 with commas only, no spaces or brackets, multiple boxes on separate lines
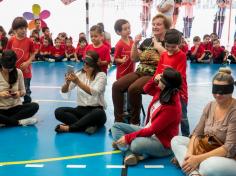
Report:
171,67,236,176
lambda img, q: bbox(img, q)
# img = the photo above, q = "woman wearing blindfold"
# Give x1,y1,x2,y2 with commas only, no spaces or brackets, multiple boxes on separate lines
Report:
54,50,107,134
111,67,182,165
0,50,39,127
171,67,236,176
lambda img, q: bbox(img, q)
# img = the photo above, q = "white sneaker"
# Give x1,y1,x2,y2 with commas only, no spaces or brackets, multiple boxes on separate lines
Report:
48,58,55,62
19,117,38,126
62,58,68,62
70,58,76,61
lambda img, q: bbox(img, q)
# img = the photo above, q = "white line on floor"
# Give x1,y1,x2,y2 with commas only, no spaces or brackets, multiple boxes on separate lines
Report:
144,165,164,169
35,100,76,103
25,164,44,168
106,165,125,169
66,165,86,168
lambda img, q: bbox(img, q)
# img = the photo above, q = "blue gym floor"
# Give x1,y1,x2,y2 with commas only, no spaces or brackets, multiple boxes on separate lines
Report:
0,61,236,176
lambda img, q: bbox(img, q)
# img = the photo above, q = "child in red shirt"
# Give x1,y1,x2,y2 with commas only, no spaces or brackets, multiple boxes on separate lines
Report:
228,38,236,64
76,37,88,61
50,37,65,62
40,26,53,46
201,34,212,61
145,29,189,136
211,39,226,64
84,25,111,74
38,37,52,61
65,37,78,62
6,17,35,104
190,36,208,63
114,19,135,80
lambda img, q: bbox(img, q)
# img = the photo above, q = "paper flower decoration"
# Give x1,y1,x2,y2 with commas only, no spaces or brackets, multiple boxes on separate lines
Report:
23,4,50,30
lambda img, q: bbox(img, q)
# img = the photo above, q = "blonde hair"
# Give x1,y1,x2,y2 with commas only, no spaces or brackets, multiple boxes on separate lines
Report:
213,67,234,85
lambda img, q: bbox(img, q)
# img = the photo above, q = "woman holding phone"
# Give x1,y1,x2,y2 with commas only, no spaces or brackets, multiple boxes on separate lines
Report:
54,50,107,134
0,50,39,127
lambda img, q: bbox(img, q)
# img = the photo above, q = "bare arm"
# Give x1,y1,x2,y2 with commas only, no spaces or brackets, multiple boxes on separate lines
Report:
131,34,142,62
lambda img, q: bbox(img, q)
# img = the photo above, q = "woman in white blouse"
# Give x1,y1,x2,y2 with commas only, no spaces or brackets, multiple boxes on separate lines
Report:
0,50,39,126
54,50,107,134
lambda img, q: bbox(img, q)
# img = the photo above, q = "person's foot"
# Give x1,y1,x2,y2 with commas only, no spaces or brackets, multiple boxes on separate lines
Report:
19,117,38,126
85,126,97,135
124,154,138,166
55,124,69,133
171,157,180,168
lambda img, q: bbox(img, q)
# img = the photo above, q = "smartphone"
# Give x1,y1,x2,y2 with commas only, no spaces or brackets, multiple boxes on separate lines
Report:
10,92,17,96
67,65,74,73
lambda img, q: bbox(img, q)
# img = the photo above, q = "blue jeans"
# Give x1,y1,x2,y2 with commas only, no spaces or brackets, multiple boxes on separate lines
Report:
24,78,32,104
180,98,190,136
171,136,236,176
111,122,172,159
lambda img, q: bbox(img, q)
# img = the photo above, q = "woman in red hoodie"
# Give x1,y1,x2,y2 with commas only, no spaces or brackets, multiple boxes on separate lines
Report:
111,67,182,166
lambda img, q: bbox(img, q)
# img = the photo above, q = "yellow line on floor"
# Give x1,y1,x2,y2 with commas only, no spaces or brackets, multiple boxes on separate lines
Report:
0,150,121,166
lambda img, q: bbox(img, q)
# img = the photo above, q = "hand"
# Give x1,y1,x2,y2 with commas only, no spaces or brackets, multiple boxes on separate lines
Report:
121,56,128,63
154,74,162,83
115,136,127,146
182,154,200,175
10,91,21,99
134,34,142,45
0,90,11,99
68,72,79,84
20,61,30,70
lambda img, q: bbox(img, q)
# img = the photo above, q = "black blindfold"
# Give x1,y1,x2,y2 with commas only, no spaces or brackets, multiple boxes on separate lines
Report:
212,84,234,95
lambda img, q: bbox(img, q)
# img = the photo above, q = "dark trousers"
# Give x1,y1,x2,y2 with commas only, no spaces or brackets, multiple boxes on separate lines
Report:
228,55,236,64
180,98,190,137
55,106,106,132
37,54,52,61
112,72,151,125
24,78,32,104
0,103,39,126
213,52,225,64
52,55,64,62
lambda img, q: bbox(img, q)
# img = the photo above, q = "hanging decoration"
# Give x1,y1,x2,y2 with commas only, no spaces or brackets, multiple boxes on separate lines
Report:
61,0,77,5
23,4,50,30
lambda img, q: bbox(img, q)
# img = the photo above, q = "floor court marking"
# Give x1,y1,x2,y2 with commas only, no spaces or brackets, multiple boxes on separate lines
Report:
25,164,44,168
66,165,87,169
144,165,164,169
106,165,125,169
0,150,121,166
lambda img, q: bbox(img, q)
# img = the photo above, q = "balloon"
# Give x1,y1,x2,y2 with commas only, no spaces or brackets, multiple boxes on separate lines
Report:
23,12,34,20
40,10,50,19
40,20,47,28
28,20,35,30
32,4,41,16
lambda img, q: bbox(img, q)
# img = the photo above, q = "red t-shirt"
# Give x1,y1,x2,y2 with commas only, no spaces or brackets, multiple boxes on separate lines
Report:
201,42,212,51
52,46,65,56
150,50,188,103
33,42,40,53
231,45,236,56
114,39,135,80
6,36,34,78
180,44,188,54
65,46,75,55
190,45,205,58
40,45,52,54
76,44,87,56
211,46,224,58
84,44,111,74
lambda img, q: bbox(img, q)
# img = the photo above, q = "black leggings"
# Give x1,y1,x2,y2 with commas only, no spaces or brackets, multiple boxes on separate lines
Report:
55,106,107,132
0,103,39,126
